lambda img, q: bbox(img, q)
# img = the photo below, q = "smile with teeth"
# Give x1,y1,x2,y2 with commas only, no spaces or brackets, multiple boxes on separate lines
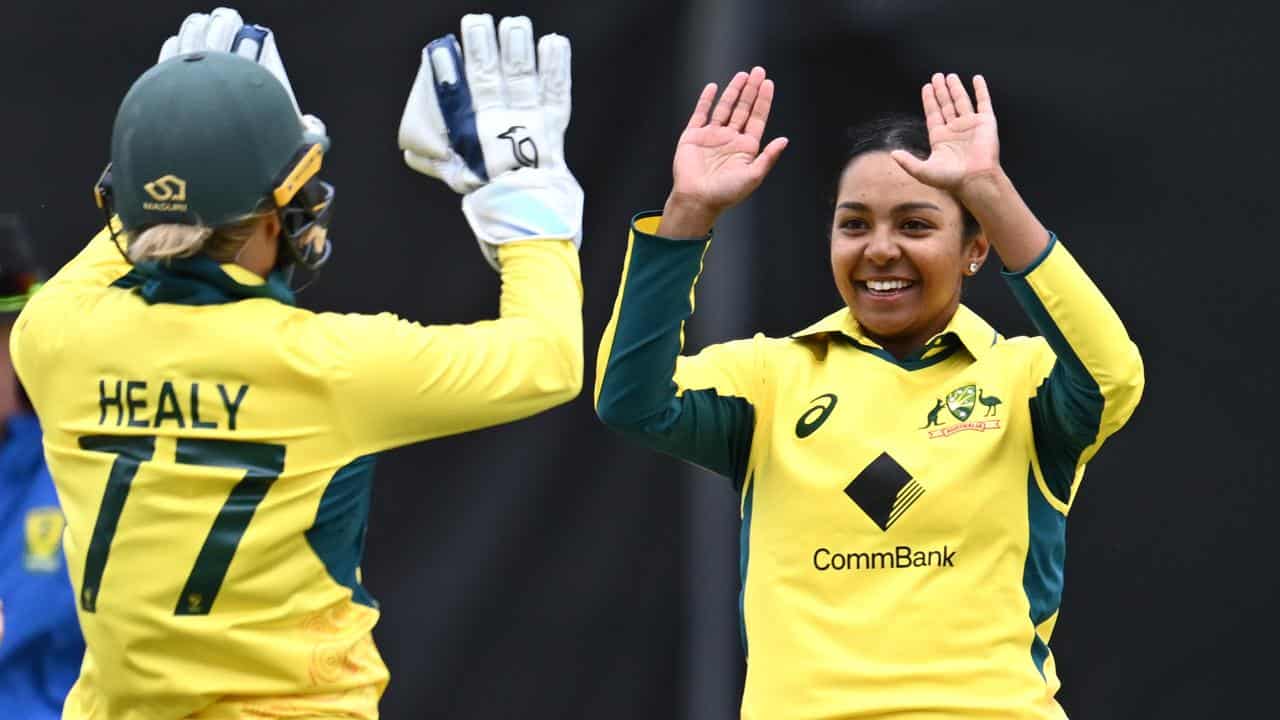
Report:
862,279,915,294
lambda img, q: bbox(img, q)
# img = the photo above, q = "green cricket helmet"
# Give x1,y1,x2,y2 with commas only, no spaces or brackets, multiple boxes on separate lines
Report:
96,51,332,271
0,214,44,316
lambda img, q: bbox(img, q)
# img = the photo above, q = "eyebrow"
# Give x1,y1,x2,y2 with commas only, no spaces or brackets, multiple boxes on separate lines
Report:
836,201,943,213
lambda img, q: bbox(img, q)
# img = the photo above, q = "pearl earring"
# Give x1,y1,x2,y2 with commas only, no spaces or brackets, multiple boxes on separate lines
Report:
969,262,979,274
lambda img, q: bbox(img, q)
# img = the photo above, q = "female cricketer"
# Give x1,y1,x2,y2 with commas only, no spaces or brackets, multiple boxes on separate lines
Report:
11,8,582,719
595,68,1144,718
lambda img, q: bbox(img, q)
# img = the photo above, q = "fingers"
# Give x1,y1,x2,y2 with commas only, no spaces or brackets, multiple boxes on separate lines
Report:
205,7,245,52
710,71,748,126
460,14,502,110
945,73,974,115
921,82,945,131
429,35,462,86
749,135,789,180
537,33,572,132
930,73,956,122
729,66,766,132
398,41,453,159
704,66,773,133
158,36,180,63
425,33,486,178
686,83,717,129
889,149,927,180
499,16,537,108
927,72,986,122
177,12,211,54
744,77,775,141
166,7,242,60
973,74,994,115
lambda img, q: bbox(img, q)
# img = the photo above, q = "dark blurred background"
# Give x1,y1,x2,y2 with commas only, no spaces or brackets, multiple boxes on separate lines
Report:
2,0,1277,717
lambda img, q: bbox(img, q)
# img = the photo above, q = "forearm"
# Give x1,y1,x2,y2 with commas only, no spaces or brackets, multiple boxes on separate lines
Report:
959,169,1049,273
493,239,584,401
1005,237,1144,443
595,213,708,426
595,213,758,482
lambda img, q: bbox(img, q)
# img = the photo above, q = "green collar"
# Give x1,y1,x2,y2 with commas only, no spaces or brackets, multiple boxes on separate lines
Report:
114,254,296,307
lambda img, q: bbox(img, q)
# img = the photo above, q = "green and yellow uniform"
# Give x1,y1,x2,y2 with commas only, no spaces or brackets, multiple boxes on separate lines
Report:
11,225,582,720
596,213,1143,719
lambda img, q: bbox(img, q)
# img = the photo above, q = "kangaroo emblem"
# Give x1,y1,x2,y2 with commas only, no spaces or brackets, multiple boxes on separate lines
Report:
921,398,944,428
498,125,539,168
978,389,1003,417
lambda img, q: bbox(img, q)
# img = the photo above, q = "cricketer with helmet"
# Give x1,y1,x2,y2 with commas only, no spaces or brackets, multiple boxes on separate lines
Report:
10,7,583,719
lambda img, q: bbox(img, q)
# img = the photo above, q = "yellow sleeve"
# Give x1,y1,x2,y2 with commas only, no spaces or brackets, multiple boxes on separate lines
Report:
39,220,134,295
1004,234,1145,504
319,239,583,452
595,212,763,486
11,221,133,399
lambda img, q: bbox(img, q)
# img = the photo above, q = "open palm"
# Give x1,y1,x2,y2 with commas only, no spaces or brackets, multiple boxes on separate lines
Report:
669,67,789,216
893,73,1001,193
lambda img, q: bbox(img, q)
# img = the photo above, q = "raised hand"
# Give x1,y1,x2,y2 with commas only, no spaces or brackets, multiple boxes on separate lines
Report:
399,14,582,270
659,67,788,238
891,73,1000,196
158,7,328,150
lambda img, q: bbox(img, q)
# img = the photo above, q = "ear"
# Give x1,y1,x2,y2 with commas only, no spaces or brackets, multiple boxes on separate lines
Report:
965,230,990,275
260,212,282,241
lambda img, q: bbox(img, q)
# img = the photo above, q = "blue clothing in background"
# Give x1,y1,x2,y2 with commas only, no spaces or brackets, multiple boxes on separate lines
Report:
0,412,84,719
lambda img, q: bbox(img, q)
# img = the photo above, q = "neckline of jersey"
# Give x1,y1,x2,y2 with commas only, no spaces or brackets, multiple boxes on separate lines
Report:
791,304,999,370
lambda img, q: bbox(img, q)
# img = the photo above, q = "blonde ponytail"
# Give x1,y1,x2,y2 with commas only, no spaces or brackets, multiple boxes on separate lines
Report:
127,212,270,264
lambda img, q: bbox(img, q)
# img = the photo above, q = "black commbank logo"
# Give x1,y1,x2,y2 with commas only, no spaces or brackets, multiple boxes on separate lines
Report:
795,393,837,438
844,452,924,531
498,125,539,168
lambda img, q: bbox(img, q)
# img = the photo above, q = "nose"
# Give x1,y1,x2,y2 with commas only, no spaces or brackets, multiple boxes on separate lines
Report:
863,227,901,266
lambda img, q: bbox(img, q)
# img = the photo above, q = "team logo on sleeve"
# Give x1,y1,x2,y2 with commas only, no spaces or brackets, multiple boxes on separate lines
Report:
922,384,1003,439
24,506,65,572
844,452,924,531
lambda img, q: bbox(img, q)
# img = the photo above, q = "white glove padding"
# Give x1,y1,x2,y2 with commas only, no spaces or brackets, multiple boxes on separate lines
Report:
461,167,583,270
398,14,573,194
158,7,329,151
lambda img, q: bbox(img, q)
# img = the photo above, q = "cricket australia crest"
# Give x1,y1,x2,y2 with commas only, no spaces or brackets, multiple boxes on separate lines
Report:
946,385,977,421
922,384,1004,439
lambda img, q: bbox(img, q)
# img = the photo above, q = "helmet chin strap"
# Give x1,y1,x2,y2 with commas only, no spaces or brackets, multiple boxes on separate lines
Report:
93,164,134,265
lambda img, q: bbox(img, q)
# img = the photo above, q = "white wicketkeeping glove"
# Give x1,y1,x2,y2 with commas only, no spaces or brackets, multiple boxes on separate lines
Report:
158,7,329,151
398,14,582,270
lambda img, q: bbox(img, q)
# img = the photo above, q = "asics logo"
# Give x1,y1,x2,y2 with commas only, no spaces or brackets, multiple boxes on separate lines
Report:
498,125,539,168
795,393,838,438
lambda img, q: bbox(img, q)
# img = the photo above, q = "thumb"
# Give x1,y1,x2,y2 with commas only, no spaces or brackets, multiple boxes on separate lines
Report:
890,149,928,180
750,136,790,181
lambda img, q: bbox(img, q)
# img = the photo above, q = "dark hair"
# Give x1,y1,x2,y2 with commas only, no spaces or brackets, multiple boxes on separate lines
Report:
833,113,981,238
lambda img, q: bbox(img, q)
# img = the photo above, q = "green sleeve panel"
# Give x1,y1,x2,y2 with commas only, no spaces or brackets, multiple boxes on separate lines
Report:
595,213,757,487
1004,234,1145,503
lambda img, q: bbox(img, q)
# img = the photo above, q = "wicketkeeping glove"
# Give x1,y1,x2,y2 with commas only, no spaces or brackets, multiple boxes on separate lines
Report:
398,14,582,270
158,6,329,151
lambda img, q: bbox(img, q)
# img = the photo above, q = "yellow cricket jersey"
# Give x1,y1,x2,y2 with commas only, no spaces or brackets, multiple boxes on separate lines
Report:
595,212,1143,719
11,223,582,720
